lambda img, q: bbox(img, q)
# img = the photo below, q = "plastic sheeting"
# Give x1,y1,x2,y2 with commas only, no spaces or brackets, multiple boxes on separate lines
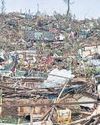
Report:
42,68,74,88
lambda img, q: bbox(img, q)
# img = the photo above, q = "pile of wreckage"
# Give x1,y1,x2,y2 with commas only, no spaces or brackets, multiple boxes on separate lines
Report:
0,13,100,125
0,47,100,125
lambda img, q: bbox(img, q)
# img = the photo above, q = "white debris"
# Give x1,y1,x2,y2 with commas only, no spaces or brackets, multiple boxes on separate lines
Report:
42,68,74,88
78,96,95,109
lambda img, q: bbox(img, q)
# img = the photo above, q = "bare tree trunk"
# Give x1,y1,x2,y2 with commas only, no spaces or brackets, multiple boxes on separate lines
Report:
67,0,70,16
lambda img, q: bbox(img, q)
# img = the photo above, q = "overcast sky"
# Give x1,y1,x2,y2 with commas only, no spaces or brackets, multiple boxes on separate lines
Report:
2,0,100,19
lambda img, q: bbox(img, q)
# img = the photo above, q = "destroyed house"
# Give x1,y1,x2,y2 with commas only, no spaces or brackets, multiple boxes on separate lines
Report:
24,30,55,42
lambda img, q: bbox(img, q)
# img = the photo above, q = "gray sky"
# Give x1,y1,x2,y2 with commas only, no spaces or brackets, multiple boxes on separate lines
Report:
2,0,100,19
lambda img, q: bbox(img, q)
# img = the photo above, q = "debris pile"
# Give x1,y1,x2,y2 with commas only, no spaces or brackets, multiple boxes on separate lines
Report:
0,12,100,124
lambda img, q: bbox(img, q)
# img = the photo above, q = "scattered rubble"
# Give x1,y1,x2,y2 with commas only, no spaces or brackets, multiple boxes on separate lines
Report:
0,12,100,125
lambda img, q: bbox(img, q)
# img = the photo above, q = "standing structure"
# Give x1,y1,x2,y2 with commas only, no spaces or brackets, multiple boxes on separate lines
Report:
1,0,5,14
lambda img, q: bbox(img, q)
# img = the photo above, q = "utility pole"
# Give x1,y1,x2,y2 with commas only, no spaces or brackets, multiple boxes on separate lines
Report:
1,0,5,14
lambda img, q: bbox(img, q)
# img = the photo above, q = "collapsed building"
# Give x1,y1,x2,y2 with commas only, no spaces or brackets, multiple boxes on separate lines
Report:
0,12,100,124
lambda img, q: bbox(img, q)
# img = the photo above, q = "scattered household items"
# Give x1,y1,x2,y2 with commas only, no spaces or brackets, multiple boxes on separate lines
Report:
0,12,100,125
